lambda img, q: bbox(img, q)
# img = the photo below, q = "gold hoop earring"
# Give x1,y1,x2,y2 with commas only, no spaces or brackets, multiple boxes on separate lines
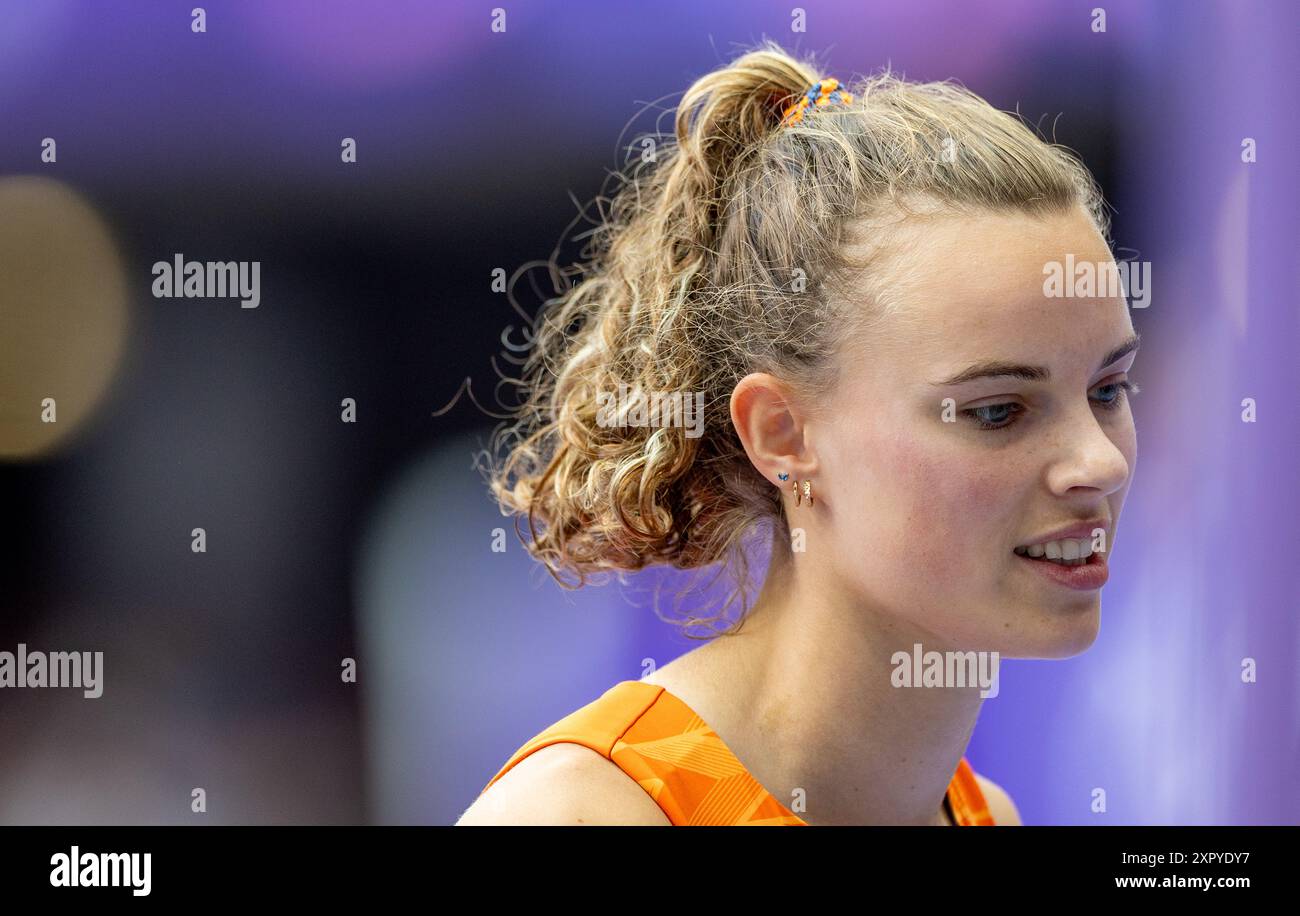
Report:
792,478,802,506
803,479,814,507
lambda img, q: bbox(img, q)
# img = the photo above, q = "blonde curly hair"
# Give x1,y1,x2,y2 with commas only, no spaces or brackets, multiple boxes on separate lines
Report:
480,40,1108,637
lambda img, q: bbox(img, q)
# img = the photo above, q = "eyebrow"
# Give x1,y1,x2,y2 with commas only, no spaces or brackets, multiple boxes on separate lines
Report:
931,333,1141,386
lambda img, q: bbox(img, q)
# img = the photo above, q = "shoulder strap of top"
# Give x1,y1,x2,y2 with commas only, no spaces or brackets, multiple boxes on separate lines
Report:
947,756,996,825
482,679,996,826
609,681,806,825
480,680,662,796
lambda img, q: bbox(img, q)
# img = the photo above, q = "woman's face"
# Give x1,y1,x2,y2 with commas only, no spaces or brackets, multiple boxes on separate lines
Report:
819,206,1137,658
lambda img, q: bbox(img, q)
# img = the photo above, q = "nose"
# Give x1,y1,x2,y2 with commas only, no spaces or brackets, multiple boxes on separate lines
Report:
1044,408,1132,499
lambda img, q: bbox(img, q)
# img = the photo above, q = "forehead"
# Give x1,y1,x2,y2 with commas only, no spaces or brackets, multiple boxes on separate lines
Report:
846,207,1133,380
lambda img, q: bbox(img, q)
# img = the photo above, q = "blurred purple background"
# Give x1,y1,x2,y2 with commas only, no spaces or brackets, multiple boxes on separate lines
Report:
0,0,1295,825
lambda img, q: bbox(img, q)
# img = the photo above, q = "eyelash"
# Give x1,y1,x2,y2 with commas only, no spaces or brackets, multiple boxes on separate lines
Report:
961,380,1138,431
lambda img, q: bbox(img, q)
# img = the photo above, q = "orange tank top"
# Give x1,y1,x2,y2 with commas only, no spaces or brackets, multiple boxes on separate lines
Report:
481,679,996,826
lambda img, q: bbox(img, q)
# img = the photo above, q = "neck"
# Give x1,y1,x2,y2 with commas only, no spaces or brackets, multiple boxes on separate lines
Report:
655,537,985,826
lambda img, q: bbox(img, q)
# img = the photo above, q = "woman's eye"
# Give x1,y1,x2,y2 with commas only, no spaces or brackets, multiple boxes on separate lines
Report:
960,380,1137,432
1091,379,1137,410
961,402,1022,430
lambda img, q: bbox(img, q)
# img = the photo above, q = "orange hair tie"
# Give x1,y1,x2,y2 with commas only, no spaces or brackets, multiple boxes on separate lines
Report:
780,77,853,127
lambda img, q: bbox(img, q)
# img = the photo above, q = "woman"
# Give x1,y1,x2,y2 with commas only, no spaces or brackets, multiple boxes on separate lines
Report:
458,41,1137,826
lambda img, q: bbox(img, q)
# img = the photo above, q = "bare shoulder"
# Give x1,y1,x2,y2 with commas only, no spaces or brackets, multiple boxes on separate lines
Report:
973,772,1023,826
456,742,672,826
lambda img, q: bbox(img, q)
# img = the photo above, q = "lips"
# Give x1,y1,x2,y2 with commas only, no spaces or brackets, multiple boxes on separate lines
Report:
1014,546,1109,590
1013,520,1111,590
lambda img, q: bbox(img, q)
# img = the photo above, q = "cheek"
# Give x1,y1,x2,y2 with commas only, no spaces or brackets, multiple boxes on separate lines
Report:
865,428,1017,572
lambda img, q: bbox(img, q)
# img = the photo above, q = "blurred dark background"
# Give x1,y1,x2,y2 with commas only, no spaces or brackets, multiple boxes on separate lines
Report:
0,0,1295,824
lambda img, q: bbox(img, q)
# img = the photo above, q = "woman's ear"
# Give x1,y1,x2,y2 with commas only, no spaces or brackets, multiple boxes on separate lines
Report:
730,372,817,485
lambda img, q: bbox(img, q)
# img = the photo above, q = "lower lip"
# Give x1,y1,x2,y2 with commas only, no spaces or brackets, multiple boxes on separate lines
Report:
1014,550,1109,590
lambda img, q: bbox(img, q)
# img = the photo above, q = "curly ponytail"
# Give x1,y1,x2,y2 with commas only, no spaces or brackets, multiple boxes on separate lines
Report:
481,39,1106,637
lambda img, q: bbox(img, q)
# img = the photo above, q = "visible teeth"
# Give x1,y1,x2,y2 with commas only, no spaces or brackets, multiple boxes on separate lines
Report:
1016,538,1095,566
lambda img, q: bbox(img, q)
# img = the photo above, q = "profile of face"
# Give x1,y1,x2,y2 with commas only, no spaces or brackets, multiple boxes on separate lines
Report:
759,206,1138,659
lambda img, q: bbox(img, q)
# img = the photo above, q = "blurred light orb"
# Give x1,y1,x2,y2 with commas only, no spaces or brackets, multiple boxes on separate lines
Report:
0,176,129,460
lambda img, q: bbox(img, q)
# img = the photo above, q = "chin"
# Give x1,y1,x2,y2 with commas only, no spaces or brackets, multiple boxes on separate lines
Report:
1008,599,1102,659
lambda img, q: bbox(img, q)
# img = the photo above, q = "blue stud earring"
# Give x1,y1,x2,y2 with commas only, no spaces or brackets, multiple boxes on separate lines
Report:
777,472,789,481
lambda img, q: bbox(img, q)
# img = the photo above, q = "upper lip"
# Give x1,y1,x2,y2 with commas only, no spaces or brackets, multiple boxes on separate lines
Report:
1016,520,1110,548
